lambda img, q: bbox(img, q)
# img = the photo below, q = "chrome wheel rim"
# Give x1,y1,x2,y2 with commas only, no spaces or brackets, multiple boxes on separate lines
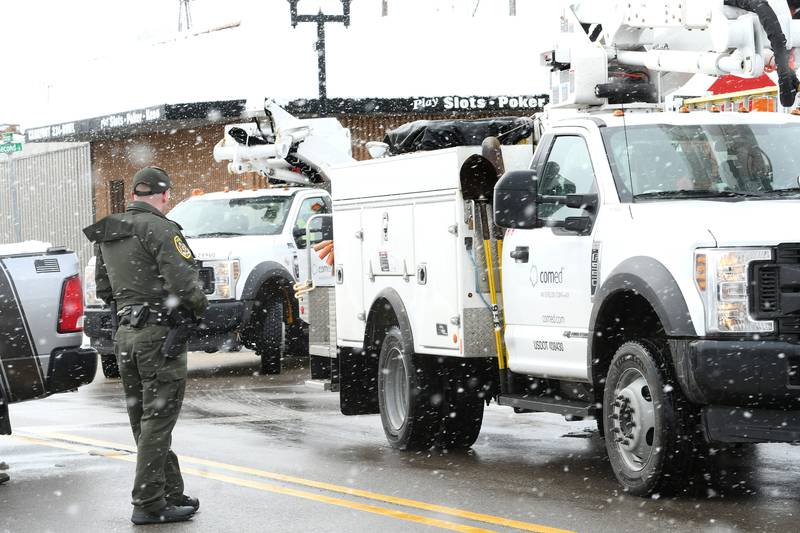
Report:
384,345,410,432
611,368,656,472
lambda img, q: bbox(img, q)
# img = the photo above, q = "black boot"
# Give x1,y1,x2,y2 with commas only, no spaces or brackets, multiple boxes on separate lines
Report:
167,494,199,511
131,504,195,525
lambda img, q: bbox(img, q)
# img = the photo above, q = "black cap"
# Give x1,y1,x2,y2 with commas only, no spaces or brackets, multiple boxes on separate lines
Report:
132,166,171,196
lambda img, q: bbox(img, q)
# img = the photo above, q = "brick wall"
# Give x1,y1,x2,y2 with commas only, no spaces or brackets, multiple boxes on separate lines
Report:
91,124,242,220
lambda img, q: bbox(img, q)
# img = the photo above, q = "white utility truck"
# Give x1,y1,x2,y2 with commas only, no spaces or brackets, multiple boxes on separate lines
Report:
83,104,350,377
299,0,800,496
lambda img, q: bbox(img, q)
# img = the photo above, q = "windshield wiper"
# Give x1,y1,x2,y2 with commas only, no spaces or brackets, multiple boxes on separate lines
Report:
765,187,800,197
634,190,762,200
188,232,246,238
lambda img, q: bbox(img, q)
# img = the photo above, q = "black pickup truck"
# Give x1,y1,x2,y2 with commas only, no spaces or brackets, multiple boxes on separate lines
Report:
0,242,97,434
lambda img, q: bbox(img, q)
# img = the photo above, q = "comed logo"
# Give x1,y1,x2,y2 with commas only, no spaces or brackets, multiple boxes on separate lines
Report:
530,266,565,287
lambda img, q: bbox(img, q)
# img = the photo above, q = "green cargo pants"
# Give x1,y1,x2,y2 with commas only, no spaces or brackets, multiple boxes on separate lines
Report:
115,324,187,512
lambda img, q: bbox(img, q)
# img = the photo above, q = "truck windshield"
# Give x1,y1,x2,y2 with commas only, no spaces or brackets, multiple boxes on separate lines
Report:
601,123,800,201
169,196,294,238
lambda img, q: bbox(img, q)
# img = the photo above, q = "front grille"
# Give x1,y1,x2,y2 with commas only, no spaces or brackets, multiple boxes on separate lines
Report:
198,267,215,295
779,317,800,335
752,244,800,337
755,265,778,314
789,356,800,387
778,244,800,264
34,259,60,273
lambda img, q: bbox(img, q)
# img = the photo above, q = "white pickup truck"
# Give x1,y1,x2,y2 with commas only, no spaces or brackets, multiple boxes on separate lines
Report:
85,100,352,379
0,242,97,435
83,186,332,377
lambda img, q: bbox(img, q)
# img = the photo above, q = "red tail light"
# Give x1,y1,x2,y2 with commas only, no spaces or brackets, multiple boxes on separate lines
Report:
58,275,84,333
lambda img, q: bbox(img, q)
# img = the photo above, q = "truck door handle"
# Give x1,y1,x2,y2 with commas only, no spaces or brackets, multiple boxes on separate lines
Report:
510,247,529,263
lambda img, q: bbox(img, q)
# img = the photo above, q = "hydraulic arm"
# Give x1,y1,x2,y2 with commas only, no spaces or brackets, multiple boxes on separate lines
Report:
545,0,800,108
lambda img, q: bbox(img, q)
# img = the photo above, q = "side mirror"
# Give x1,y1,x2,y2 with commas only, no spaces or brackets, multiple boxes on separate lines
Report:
493,170,540,229
293,226,308,248
306,214,333,246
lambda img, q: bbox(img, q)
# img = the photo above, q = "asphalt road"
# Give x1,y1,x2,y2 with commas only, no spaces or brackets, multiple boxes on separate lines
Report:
2,351,799,533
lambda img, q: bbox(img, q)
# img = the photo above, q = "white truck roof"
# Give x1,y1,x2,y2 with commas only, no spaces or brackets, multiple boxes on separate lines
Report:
549,107,800,129
183,187,315,202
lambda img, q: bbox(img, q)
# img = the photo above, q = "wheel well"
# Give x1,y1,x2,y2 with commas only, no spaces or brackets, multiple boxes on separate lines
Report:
365,297,400,357
591,291,666,403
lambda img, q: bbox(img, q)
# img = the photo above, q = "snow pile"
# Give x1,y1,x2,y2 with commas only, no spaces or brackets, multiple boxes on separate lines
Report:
0,240,53,256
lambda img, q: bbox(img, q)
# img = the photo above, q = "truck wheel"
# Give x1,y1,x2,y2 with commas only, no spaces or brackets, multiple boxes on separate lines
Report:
378,326,439,450
255,297,283,375
603,341,696,496
101,354,120,379
438,393,484,450
285,322,308,356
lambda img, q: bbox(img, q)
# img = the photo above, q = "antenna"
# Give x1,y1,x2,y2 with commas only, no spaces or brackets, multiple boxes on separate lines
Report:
178,0,193,32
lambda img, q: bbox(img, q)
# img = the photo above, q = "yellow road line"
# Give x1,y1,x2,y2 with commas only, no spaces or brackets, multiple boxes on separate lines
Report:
21,431,574,533
12,435,493,533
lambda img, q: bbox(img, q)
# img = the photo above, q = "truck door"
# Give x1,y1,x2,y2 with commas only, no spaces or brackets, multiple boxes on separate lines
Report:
293,197,333,286
503,131,600,382
333,206,366,346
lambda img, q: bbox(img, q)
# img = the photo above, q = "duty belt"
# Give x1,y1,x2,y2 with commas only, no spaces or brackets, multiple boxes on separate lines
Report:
118,305,167,328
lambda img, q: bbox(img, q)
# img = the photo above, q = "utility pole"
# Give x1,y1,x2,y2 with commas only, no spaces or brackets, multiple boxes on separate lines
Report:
509,0,516,16
288,1,352,116
178,0,193,32
382,0,389,17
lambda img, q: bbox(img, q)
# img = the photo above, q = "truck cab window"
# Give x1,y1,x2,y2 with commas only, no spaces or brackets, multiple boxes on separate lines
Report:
293,197,330,248
538,135,597,221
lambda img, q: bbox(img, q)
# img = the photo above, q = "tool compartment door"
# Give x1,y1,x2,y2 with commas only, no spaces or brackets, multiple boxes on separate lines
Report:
413,193,460,353
333,207,366,345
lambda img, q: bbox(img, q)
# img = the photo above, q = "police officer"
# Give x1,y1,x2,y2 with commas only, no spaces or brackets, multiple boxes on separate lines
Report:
84,167,208,525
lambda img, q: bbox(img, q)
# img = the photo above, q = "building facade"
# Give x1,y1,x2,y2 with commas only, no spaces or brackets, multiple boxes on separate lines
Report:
27,95,546,220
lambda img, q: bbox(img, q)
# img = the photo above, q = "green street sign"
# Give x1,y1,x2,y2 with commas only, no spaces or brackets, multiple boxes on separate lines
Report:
0,143,23,154
1,133,13,143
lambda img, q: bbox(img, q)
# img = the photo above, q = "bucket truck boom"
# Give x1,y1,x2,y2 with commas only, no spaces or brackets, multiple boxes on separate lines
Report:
546,0,800,108
213,99,354,186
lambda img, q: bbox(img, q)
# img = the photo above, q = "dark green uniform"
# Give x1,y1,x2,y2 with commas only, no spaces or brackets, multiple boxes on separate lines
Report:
84,201,207,513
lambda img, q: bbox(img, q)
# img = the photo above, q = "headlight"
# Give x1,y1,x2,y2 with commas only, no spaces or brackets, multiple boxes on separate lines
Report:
83,261,104,307
204,259,240,300
695,248,774,334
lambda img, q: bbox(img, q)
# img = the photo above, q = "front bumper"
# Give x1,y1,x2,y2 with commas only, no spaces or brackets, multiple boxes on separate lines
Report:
46,347,97,395
83,301,248,354
672,339,800,443
703,406,800,443
671,339,800,407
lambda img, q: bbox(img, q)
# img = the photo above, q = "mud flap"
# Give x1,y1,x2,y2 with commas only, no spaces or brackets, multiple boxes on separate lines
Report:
339,348,379,415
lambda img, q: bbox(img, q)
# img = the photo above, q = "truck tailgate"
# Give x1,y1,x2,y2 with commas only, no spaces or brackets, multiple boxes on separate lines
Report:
0,252,82,401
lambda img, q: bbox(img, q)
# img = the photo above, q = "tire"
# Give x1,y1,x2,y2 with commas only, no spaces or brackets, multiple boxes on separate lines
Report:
603,341,698,496
101,354,120,379
285,322,308,357
438,392,484,450
378,326,440,450
255,297,283,375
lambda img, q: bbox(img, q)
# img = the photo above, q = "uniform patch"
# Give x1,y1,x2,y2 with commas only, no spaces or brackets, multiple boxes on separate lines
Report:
174,235,193,259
